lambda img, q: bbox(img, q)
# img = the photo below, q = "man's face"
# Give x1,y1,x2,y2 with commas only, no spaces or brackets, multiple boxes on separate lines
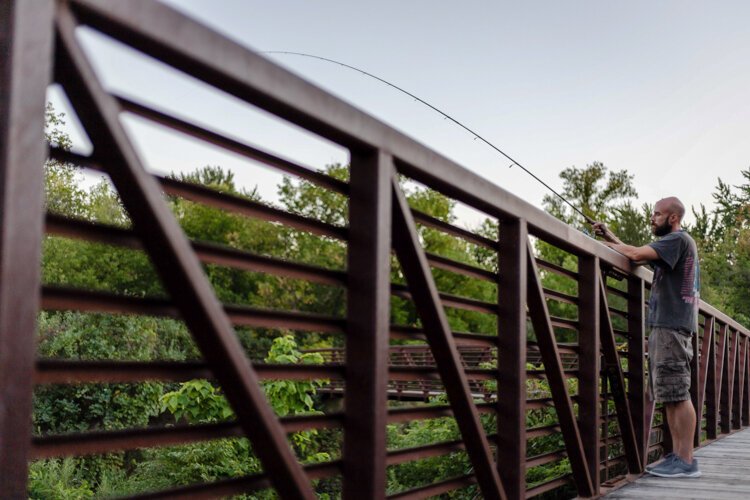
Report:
651,203,673,236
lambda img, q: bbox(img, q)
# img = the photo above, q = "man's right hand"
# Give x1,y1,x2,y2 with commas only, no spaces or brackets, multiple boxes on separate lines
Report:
591,221,622,244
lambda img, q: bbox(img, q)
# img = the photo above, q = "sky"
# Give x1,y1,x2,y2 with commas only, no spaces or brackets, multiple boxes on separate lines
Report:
50,0,750,229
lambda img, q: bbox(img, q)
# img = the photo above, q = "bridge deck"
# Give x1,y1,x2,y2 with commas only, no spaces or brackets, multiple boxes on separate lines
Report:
605,428,750,499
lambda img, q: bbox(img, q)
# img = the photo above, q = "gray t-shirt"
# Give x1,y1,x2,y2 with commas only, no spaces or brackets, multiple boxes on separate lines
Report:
647,230,700,333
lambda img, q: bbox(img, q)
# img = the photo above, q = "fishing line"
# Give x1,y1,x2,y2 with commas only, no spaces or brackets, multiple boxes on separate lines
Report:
263,50,595,225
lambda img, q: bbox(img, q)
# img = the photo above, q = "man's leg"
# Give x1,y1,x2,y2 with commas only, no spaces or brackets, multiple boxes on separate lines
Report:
666,400,696,462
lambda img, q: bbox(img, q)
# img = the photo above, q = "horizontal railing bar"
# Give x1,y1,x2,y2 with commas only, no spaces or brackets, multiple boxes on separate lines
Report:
526,449,567,468
605,285,629,300
424,251,497,282
45,212,138,248
34,360,345,384
549,316,579,330
35,360,210,384
388,366,495,382
123,460,341,499
534,258,578,280
528,341,579,355
31,413,342,459
45,214,347,286
389,325,497,347
526,424,561,439
48,146,100,170
388,473,476,500
49,148,348,240
160,176,347,239
524,474,572,498
386,403,495,424
527,395,598,409
47,215,503,308
387,437,466,466
607,307,628,319
527,369,577,376
36,359,513,385
542,287,579,305
411,209,496,249
41,286,345,333
390,283,497,315
114,95,349,195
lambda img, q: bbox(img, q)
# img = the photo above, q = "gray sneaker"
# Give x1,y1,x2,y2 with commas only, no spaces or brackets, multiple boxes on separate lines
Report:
647,456,701,478
645,452,675,472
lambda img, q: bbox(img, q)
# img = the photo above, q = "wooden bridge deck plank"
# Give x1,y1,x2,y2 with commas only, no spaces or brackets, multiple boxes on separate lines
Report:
605,428,750,499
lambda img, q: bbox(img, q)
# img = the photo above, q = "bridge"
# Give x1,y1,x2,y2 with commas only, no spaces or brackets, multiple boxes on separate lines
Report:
2,1,750,498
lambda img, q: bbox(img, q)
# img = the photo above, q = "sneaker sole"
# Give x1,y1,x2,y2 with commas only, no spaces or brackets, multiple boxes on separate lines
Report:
645,459,674,472
647,469,702,478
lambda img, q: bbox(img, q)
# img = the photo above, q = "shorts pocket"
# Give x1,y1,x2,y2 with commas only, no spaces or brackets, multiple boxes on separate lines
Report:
654,360,690,402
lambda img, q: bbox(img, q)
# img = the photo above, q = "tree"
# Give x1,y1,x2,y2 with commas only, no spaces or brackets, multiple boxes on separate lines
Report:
543,161,650,246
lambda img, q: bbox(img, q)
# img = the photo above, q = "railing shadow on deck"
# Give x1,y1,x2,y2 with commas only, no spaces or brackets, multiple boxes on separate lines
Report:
2,1,749,498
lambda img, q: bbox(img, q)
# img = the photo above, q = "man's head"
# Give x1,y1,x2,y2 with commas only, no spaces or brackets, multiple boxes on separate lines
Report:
651,197,685,236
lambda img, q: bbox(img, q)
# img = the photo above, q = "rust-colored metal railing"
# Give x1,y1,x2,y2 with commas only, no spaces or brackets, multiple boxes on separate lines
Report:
2,1,750,498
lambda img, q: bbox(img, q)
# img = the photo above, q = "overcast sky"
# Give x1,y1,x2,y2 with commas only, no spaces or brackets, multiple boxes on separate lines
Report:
52,0,750,228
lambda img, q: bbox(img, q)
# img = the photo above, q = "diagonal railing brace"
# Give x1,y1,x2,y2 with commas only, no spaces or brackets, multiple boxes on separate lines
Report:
525,243,594,497
598,275,642,473
390,175,506,500
53,6,315,498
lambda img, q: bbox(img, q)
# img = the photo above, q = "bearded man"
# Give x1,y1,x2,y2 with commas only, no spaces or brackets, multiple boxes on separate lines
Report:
594,196,701,478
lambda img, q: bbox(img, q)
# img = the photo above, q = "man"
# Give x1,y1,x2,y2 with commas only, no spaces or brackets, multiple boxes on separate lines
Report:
593,196,701,478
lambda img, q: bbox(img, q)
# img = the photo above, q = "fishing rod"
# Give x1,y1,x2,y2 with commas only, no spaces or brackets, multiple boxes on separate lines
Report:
263,50,596,226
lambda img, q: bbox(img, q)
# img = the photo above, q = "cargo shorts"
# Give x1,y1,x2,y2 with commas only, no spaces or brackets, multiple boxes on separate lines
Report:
648,327,694,403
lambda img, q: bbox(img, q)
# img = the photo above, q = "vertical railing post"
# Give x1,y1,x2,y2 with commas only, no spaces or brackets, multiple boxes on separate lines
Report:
689,321,700,445
496,218,527,500
696,316,715,446
733,336,747,430
344,150,392,498
0,1,55,495
578,256,600,493
721,328,735,434
705,321,717,438
627,276,647,467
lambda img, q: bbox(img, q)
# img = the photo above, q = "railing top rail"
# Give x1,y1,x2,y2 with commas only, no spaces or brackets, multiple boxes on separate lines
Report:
68,0,647,274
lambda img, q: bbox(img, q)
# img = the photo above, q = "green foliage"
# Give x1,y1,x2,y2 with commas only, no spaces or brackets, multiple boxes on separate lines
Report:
29,459,94,499
127,439,263,493
161,380,234,423
386,414,469,495
263,335,326,416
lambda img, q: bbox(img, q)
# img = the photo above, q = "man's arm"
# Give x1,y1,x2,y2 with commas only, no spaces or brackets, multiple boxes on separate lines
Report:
603,242,659,262
591,221,658,264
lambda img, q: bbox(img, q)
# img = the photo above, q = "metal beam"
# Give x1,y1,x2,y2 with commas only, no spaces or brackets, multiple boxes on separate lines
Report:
0,0,55,495
578,256,601,493
627,276,648,466
344,150,392,498
496,218,527,500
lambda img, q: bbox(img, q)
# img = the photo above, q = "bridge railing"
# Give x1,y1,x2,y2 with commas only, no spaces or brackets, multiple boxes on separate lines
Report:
2,1,750,498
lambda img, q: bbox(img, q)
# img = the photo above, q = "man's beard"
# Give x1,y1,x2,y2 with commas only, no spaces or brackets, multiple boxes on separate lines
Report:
652,220,672,236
